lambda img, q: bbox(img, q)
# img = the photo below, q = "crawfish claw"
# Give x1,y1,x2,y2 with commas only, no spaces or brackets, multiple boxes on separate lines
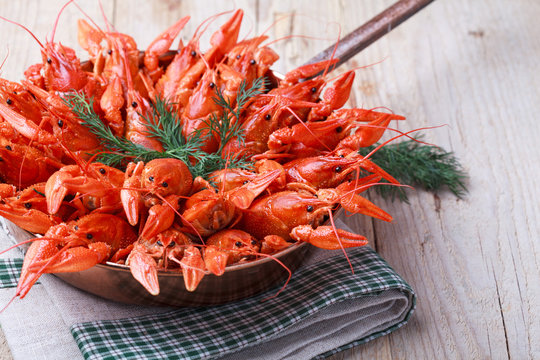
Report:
180,246,205,292
290,225,368,250
128,248,160,296
203,245,229,276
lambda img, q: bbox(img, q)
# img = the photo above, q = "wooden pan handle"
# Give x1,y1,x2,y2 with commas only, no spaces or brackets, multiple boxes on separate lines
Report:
304,0,435,69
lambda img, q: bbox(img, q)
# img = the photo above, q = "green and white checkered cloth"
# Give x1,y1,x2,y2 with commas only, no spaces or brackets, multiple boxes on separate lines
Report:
0,258,27,288
0,216,415,360
63,246,415,360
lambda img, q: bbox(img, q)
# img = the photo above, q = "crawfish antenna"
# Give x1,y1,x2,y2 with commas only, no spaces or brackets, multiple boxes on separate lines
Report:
0,15,44,48
258,252,292,302
50,0,76,43
193,10,232,41
98,0,113,33
264,34,334,48
262,12,337,48
72,1,106,35
0,238,45,257
0,49,9,73
361,125,446,162
327,208,354,273
0,293,17,313
322,22,341,79
260,13,294,39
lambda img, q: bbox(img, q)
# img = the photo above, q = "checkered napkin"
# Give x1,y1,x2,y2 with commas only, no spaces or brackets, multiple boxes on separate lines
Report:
0,258,28,288
0,219,415,360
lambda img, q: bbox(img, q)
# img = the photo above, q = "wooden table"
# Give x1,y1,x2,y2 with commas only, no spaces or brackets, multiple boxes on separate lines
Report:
0,0,538,359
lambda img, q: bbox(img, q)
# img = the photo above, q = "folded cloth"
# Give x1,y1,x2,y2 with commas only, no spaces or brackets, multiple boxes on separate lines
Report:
0,218,415,360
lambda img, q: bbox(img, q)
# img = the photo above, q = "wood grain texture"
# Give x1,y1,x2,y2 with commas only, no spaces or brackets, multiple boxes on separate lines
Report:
0,0,539,359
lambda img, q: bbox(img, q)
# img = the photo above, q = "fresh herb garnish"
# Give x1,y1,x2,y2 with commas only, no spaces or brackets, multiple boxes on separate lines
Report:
203,76,268,170
63,77,267,179
63,91,163,166
32,188,46,197
212,76,267,121
358,137,468,202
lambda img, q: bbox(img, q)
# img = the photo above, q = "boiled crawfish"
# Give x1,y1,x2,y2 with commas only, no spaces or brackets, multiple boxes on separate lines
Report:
0,7,411,301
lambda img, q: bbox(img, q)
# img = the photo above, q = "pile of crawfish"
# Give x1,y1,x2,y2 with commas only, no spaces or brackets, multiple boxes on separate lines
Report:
0,9,405,298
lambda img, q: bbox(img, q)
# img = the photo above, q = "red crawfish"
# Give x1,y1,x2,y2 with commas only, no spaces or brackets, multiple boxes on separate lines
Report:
127,228,204,294
0,183,62,234
283,154,400,190
203,229,260,276
236,181,390,250
16,213,137,299
181,169,282,237
121,158,193,227
45,162,125,216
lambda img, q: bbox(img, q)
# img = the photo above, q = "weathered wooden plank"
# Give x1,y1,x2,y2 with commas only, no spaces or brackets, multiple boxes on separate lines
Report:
347,0,540,359
0,1,538,360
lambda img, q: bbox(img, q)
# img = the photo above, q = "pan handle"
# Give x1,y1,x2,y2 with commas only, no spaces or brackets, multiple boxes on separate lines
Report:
303,0,435,70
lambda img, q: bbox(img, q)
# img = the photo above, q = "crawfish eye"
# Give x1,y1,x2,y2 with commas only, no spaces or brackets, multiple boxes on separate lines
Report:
335,166,343,173
6,99,12,105
209,82,215,89
311,87,317,93
307,205,314,212
47,58,52,64
251,240,257,246
242,180,249,185
161,182,168,188
191,50,197,56
131,101,138,108
24,202,32,209
107,49,113,55
336,126,343,133
156,240,163,246
236,54,241,59
168,241,176,247
86,233,93,240
265,114,271,120
249,59,256,65
148,176,154,182
5,145,12,151
57,120,64,128
99,168,106,174
74,225,79,230
235,241,243,247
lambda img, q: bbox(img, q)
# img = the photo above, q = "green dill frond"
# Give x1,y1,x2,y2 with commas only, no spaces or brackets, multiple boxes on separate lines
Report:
62,92,159,167
212,77,268,120
142,97,190,149
235,77,268,117
33,188,46,197
358,136,468,202
200,77,268,174
63,77,267,179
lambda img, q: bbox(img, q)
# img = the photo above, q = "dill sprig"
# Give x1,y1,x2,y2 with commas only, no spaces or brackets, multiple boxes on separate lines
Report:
141,97,210,171
201,77,268,172
63,92,162,167
63,77,267,179
212,77,268,121
358,137,468,202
